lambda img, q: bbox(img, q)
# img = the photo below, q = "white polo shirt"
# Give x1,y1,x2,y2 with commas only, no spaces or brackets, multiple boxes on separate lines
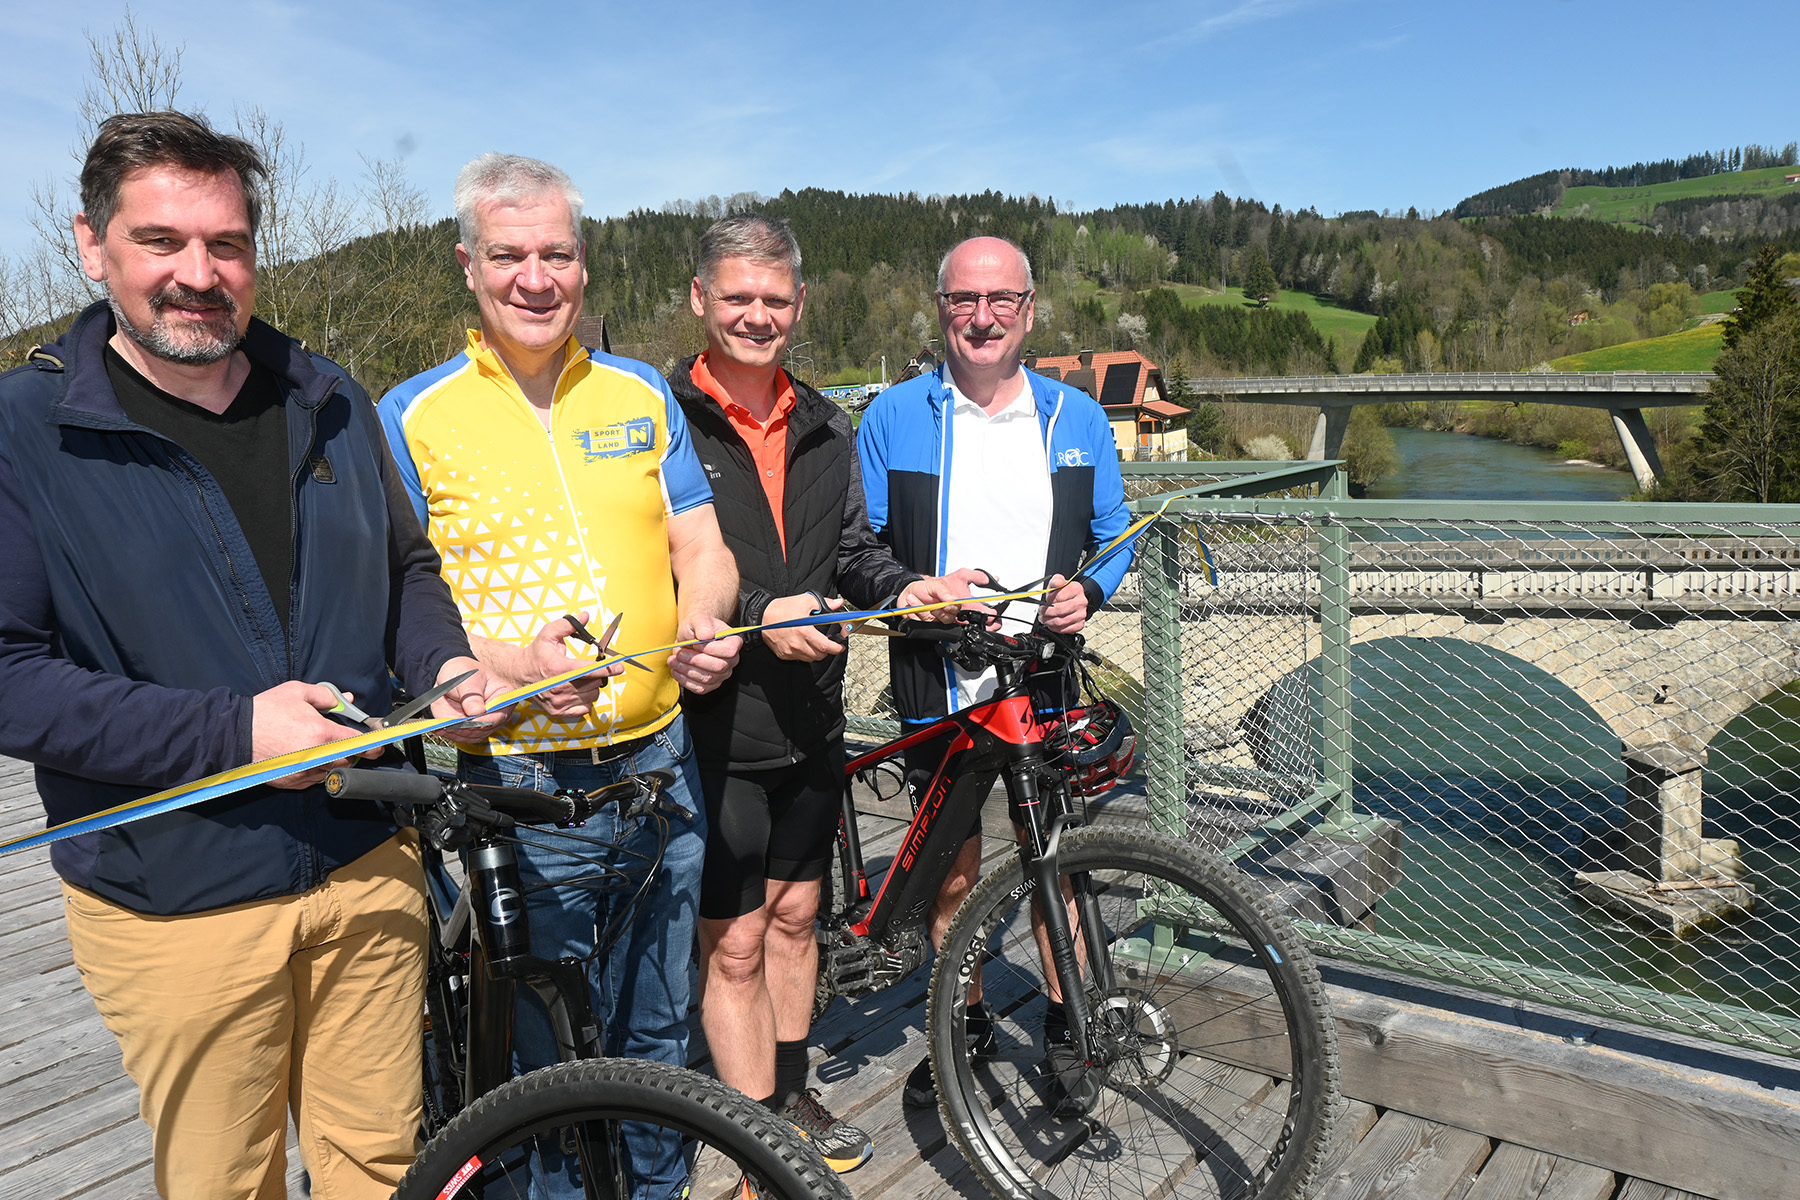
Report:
944,368,1052,708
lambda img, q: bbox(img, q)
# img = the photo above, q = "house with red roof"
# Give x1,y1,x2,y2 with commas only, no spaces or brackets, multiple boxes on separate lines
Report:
1024,350,1190,461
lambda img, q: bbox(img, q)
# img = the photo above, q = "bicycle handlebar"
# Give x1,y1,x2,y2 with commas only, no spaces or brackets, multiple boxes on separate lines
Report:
323,767,683,832
896,619,964,643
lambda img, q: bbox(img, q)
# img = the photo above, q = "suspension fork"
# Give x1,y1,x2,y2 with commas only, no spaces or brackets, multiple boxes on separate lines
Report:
1009,755,1099,1060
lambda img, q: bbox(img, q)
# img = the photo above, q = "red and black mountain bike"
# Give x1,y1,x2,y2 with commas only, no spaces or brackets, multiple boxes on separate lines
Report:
814,604,1340,1200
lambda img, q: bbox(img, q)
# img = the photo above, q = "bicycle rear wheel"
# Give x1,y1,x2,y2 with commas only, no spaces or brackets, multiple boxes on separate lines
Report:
931,829,1338,1200
394,1058,851,1200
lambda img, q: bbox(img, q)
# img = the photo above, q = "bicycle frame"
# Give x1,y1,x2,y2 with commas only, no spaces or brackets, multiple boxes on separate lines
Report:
422,843,604,1108
413,774,674,1120
818,622,1117,1058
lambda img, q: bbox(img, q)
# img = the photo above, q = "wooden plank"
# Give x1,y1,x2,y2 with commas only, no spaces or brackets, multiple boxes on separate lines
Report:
820,1050,951,1200
1463,1143,1614,1200
1615,1182,1717,1200
871,1136,990,1200
0,1044,131,1132
1312,1111,1490,1200
63,1159,156,1200
0,890,66,936
812,959,1047,1199
1156,962,1800,1200
0,1072,143,1173
0,1110,149,1200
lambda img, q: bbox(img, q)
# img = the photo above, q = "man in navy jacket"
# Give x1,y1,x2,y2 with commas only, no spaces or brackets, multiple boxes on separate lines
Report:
0,112,498,1199
857,235,1132,1108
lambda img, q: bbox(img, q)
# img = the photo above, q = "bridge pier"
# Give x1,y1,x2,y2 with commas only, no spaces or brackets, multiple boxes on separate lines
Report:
1609,408,1664,492
1572,742,1755,937
1307,404,1352,462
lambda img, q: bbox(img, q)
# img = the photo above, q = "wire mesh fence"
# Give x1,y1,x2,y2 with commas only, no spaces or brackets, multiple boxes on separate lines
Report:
1140,497,1800,1056
840,461,1336,740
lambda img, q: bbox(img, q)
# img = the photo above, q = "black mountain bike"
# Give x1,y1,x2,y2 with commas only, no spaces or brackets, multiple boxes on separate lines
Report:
814,609,1340,1200
322,766,850,1200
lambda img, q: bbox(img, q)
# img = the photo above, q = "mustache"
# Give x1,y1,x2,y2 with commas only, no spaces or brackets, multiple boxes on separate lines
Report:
149,283,238,317
965,321,1004,339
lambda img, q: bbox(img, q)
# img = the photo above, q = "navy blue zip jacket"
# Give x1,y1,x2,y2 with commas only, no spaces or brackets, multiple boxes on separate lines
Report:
856,364,1132,723
0,302,472,915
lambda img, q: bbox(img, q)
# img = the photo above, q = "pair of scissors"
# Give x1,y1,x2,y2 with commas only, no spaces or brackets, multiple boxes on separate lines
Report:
322,668,478,730
562,612,651,673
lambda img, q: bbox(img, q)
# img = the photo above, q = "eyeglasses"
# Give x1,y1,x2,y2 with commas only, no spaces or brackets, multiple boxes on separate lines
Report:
937,289,1033,317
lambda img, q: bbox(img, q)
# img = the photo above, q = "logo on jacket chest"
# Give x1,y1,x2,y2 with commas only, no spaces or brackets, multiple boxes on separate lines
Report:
570,418,656,463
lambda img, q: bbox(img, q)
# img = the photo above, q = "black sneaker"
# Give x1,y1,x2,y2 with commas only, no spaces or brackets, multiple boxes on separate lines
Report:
779,1087,873,1173
903,1000,996,1108
1044,1022,1102,1118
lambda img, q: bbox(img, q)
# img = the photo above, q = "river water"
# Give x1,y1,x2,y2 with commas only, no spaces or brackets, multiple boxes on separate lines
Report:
1320,426,1800,1027
1363,426,1638,501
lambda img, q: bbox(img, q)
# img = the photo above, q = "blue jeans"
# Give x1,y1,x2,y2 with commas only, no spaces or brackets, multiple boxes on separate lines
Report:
459,714,706,1200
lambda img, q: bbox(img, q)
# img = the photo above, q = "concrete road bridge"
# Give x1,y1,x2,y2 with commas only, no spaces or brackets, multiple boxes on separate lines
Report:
1185,372,1716,489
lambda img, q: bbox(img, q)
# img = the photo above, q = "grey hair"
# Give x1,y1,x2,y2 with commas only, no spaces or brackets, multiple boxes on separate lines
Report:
936,236,1034,293
698,212,802,290
454,153,584,251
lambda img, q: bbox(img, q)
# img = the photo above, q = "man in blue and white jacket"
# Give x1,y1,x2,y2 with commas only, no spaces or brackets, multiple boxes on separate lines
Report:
856,235,1131,1107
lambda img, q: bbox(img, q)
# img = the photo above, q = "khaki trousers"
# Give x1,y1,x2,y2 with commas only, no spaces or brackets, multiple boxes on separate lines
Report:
62,832,427,1200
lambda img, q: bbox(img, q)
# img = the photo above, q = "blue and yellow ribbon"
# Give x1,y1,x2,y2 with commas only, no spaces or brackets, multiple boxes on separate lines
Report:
0,512,1171,858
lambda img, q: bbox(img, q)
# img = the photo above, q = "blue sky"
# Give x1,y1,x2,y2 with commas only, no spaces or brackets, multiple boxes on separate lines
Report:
4,0,1797,259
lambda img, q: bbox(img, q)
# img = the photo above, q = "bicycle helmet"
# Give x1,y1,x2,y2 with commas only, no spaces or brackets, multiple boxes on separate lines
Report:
1043,699,1136,796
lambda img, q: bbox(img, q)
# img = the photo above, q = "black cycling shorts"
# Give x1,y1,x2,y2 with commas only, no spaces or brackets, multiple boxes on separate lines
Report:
698,741,844,921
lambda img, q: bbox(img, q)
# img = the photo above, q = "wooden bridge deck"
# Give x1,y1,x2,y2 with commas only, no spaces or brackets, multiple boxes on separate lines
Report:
0,752,1748,1199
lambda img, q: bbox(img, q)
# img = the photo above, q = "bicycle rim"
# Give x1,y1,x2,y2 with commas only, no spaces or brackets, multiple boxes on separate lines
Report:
394,1058,851,1200
931,829,1338,1200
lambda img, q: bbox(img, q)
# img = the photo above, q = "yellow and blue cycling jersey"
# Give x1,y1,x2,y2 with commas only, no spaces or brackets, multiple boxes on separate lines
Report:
379,331,713,754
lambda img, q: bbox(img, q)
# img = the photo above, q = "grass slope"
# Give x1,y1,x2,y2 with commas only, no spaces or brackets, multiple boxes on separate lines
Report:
1697,289,1739,315
1162,282,1379,344
1551,165,1799,225
1549,323,1724,372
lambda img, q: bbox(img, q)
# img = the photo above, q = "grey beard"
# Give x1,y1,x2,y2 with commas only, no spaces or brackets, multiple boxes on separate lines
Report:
107,284,244,367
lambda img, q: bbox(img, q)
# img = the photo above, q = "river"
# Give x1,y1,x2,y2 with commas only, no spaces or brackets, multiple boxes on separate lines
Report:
1363,426,1638,501
1318,425,1800,1027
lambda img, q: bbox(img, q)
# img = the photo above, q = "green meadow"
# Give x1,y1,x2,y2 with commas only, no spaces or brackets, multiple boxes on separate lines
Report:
1549,323,1724,372
1696,289,1739,315
1552,166,1799,225
1163,282,1379,345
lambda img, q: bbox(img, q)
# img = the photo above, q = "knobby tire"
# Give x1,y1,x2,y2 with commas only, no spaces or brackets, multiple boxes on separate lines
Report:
394,1058,851,1200
930,829,1339,1200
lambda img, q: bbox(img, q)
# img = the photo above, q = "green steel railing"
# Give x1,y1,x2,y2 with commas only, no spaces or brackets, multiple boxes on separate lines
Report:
1126,477,1800,1057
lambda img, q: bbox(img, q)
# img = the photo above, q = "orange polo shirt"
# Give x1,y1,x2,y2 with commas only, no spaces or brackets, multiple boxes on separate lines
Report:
692,351,797,554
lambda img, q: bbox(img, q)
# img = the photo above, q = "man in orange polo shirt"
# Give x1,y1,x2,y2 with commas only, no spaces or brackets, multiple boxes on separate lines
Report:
669,213,974,1172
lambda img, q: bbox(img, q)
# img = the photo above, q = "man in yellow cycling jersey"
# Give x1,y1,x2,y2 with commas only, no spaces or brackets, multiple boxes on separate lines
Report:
380,153,740,1200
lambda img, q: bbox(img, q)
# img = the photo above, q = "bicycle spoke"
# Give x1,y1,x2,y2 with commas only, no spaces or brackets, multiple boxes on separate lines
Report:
931,830,1337,1200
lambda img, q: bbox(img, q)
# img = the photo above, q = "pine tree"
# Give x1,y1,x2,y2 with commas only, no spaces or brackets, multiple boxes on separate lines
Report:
1724,245,1800,351
1240,244,1278,307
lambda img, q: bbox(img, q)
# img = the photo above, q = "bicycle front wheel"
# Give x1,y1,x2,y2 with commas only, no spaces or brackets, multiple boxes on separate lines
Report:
931,829,1338,1200
394,1058,851,1200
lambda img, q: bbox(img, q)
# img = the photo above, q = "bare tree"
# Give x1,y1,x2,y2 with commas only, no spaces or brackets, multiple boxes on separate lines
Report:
28,8,187,312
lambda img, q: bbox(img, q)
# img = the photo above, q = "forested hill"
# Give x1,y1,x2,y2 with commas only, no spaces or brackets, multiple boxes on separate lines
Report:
9,183,1798,399
1454,141,1798,219
584,187,1792,390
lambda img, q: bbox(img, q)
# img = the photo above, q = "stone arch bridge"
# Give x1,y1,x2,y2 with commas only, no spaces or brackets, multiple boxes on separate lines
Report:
1075,531,1800,766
